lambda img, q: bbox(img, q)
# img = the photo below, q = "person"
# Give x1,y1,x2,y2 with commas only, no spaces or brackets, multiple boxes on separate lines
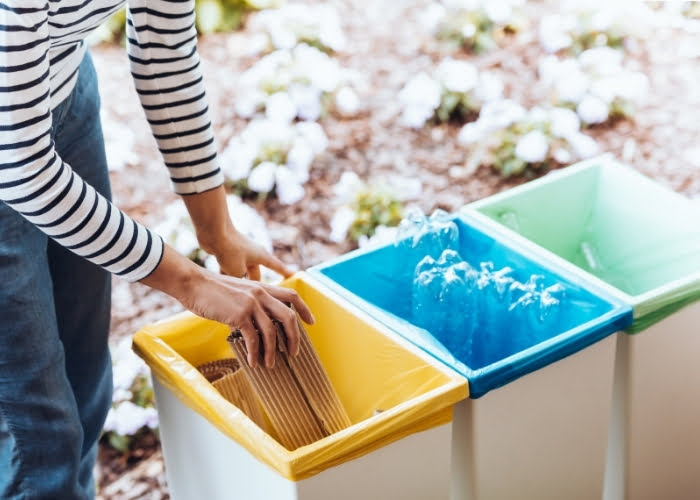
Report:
0,1,315,498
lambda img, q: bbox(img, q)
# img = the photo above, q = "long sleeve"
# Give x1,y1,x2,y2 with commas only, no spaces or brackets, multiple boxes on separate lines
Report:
0,1,163,282
126,0,224,195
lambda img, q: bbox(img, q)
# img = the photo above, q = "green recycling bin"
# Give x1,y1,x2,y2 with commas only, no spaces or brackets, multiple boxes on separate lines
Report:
465,155,700,500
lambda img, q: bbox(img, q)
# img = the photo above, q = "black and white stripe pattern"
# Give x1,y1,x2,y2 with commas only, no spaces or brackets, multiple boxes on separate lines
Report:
127,0,222,195
0,0,223,281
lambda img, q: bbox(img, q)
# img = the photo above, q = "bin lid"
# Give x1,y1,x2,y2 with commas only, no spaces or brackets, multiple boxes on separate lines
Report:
309,212,632,398
465,155,700,333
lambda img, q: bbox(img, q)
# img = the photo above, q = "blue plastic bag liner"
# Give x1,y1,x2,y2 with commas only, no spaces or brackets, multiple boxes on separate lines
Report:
310,213,632,398
465,155,700,333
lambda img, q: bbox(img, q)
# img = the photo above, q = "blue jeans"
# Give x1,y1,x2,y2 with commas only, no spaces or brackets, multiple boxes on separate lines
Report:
0,51,113,500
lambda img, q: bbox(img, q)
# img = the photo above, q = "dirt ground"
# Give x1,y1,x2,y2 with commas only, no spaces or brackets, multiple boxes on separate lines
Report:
94,1,700,498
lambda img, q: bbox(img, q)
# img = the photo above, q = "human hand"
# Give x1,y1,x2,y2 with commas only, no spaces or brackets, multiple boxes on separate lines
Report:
204,225,291,281
182,186,290,280
140,245,314,369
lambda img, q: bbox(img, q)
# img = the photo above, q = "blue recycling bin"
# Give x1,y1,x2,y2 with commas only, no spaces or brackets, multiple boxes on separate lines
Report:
309,212,632,500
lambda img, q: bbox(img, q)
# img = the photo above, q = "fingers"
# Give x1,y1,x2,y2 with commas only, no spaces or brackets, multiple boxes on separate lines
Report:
217,250,288,281
238,286,284,369
292,298,315,325
260,252,293,278
238,320,261,369
266,285,315,325
252,306,278,369
263,299,302,357
247,264,261,282
215,276,315,367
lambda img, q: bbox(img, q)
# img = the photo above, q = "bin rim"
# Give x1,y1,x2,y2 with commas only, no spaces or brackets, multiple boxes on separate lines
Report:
461,155,700,329
309,211,633,398
132,272,469,480
465,154,615,213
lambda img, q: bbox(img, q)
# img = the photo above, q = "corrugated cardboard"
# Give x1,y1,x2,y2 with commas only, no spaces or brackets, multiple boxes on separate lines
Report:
227,315,351,451
281,316,352,434
197,359,267,431
198,358,239,382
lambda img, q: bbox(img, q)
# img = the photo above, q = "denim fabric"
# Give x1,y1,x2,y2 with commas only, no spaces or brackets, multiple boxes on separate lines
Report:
0,51,113,500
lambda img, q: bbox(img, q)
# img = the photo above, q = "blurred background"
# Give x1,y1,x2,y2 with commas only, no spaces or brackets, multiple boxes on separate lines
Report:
92,1,700,498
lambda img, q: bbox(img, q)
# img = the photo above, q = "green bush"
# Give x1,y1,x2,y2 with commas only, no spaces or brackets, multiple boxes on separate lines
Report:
347,189,404,242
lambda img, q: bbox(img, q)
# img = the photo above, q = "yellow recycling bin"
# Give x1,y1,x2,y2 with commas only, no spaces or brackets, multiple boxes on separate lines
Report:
133,272,468,500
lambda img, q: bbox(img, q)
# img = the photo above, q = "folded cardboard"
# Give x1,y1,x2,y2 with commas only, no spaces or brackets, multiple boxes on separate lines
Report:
197,358,267,431
228,315,351,450
198,358,238,382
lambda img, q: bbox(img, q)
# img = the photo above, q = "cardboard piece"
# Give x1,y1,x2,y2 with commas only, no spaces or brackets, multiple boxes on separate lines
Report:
197,359,267,431
198,358,239,382
227,315,351,450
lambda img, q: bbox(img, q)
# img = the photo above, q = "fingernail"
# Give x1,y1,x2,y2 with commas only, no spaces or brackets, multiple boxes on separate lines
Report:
267,357,275,369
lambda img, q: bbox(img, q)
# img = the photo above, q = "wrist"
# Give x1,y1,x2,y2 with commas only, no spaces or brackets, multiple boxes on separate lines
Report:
140,244,205,302
197,221,238,257
181,185,234,255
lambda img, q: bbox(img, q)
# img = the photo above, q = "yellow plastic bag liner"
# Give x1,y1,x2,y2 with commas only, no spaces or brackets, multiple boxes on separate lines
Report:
132,272,468,481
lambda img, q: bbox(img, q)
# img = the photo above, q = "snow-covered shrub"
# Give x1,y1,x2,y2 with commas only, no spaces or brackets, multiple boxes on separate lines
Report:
235,43,361,120
195,0,282,35
539,3,652,55
538,47,649,125
246,3,346,53
102,338,158,452
682,2,700,19
219,119,327,204
458,99,600,177
329,172,422,243
423,0,527,53
398,58,503,128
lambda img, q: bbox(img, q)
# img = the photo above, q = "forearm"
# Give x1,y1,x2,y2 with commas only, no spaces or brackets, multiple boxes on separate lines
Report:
139,243,201,300
180,185,293,279
181,185,234,254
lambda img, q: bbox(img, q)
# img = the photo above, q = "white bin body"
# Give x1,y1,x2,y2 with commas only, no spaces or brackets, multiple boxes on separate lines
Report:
153,377,452,500
451,334,617,500
604,300,700,500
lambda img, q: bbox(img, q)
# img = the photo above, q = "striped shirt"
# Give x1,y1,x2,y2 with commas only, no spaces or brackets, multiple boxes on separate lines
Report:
0,0,223,281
